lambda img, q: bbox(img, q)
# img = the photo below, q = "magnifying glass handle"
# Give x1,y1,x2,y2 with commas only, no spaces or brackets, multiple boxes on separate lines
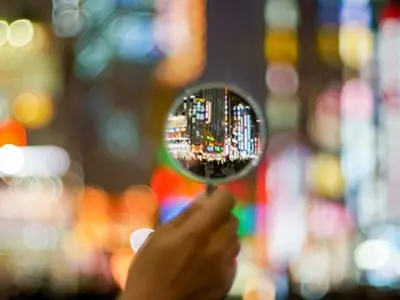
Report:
206,184,217,194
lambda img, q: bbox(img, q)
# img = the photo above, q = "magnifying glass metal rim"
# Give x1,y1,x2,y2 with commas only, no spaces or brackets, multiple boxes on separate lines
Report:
162,82,269,185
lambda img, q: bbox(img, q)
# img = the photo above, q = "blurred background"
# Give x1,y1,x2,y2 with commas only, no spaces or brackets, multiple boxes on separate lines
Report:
1,0,400,299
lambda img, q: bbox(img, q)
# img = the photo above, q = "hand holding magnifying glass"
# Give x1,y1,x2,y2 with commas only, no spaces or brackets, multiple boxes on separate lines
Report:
125,83,268,300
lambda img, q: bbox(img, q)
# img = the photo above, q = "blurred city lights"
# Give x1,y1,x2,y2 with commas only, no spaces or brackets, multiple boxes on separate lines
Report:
117,14,157,62
8,19,34,47
22,222,59,251
130,228,154,253
80,0,116,25
123,185,158,220
75,37,113,79
318,26,340,66
341,79,374,120
0,96,10,121
52,0,83,38
0,144,24,176
8,0,400,296
155,0,206,87
0,20,8,47
101,111,140,159
354,239,393,270
266,64,299,96
110,248,134,289
308,154,344,199
265,30,298,63
339,25,373,68
12,92,54,129
264,0,299,29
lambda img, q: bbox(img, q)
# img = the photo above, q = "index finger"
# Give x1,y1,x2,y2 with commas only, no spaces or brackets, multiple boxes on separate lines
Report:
188,189,236,232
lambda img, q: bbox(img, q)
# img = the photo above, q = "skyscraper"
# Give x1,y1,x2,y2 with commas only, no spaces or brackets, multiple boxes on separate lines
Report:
187,96,207,146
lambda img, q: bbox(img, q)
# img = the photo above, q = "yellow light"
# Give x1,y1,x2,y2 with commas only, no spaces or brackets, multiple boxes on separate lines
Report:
265,30,298,63
8,19,34,47
339,25,373,69
318,26,340,66
12,92,54,129
308,154,345,199
29,24,50,52
0,21,8,47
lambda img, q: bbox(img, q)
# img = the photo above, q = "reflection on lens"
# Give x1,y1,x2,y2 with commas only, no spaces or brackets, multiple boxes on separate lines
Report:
164,84,266,184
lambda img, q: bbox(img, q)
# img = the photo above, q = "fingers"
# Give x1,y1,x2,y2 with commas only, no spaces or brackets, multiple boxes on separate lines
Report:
170,195,205,226
189,189,236,232
209,216,240,260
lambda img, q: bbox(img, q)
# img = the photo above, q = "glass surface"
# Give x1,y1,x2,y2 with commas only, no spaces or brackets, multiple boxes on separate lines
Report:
163,83,267,185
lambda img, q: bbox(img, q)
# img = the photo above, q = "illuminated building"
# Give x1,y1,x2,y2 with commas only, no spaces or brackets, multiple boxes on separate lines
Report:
188,96,207,147
201,88,226,145
232,104,253,159
186,88,228,157
224,90,230,157
165,115,190,159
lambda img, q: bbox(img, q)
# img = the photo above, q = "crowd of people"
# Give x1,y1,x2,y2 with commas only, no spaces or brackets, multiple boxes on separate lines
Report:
179,157,253,179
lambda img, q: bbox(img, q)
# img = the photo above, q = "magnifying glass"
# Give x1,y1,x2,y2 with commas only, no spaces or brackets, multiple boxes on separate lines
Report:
130,83,267,254
163,83,268,194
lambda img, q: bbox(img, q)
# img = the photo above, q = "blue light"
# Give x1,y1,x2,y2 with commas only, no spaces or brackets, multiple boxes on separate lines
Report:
160,201,191,223
116,0,154,9
75,37,113,79
340,6,371,26
81,0,116,25
114,14,156,62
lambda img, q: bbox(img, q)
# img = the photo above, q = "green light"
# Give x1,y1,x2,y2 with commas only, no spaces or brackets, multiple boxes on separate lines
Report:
232,205,255,237
75,37,113,79
157,145,175,168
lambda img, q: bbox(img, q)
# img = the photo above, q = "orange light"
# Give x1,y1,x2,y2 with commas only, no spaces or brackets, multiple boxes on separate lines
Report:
0,120,27,146
243,290,259,300
110,248,135,289
77,186,110,222
74,220,111,250
12,92,54,129
155,0,206,87
177,178,205,198
123,185,157,216
122,185,158,226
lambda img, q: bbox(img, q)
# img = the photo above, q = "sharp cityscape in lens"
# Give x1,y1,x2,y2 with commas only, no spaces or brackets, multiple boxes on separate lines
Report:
165,87,262,179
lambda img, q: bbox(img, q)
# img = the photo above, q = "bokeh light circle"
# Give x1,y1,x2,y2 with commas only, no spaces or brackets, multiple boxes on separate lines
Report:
0,20,8,47
266,64,299,96
0,120,27,147
0,97,10,122
110,248,134,289
308,154,345,199
0,144,24,176
8,19,34,47
12,92,54,129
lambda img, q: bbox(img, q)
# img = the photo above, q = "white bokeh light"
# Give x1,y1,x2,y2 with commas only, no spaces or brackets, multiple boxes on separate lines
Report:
130,228,154,253
8,19,34,47
0,144,24,176
354,239,393,270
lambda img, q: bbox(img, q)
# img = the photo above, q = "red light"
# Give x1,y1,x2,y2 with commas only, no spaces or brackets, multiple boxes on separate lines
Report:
0,120,27,147
380,2,400,23
150,166,184,203
341,79,373,120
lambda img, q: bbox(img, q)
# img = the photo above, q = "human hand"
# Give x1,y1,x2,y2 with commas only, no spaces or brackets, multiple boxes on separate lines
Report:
122,189,240,300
